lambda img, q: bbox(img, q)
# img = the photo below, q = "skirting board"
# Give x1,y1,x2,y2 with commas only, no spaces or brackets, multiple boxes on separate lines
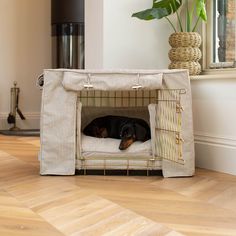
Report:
194,132,236,176
0,112,40,130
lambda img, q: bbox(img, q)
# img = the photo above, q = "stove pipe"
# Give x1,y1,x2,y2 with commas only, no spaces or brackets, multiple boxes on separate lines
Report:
51,0,84,69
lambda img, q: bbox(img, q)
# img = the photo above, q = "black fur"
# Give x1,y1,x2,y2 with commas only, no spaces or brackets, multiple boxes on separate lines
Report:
83,115,151,150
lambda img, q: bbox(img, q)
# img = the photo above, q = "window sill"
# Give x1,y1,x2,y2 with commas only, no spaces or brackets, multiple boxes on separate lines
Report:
191,68,236,80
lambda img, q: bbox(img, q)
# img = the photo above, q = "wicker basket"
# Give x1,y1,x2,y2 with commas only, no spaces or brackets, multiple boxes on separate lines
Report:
169,47,201,62
169,61,201,75
168,32,202,75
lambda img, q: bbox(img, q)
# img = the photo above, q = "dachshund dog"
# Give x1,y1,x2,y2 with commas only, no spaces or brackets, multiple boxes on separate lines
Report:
83,115,151,150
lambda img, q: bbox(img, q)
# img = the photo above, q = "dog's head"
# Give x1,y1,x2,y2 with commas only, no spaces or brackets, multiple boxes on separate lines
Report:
119,123,136,150
119,122,150,150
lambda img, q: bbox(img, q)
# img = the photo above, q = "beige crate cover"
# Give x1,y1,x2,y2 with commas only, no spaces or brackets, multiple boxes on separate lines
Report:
40,69,194,177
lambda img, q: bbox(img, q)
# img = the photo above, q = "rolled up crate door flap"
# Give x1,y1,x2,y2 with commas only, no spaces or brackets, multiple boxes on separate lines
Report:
62,72,163,91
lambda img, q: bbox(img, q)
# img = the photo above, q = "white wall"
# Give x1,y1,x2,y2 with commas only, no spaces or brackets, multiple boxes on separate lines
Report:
0,0,51,129
103,0,173,69
85,0,104,69
192,78,236,175
85,0,174,69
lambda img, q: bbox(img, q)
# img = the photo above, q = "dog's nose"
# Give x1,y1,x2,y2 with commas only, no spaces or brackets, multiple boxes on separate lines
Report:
119,143,125,150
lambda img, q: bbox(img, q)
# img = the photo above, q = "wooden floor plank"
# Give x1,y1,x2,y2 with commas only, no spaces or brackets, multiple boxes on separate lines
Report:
0,190,64,236
1,135,236,236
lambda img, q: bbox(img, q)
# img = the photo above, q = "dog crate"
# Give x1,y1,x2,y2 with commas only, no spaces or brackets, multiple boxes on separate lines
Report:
39,69,194,177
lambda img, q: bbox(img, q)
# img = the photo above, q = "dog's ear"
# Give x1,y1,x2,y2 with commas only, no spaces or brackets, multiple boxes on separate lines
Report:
120,124,135,139
134,123,147,141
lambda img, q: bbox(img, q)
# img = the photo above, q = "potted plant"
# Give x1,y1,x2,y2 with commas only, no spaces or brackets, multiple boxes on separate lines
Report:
132,0,207,75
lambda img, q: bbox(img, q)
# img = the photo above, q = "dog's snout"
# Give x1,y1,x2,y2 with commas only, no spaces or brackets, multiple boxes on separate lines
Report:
119,138,135,150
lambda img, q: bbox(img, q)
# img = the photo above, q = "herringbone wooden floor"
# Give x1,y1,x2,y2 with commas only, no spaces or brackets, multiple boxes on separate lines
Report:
0,135,236,236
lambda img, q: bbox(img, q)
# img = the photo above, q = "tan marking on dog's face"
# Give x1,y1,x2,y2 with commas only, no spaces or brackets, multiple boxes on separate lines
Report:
119,137,135,150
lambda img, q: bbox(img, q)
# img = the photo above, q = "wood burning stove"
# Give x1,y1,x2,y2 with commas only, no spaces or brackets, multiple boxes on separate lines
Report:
51,0,84,69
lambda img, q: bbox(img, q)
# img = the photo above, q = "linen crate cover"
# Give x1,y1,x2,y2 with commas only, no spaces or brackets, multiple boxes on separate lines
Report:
39,69,194,177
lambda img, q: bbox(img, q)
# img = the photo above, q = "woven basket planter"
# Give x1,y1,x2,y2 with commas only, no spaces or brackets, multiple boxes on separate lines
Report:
168,32,202,75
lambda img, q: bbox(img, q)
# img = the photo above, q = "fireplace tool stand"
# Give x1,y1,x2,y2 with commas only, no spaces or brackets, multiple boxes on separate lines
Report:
0,82,39,136
7,82,25,131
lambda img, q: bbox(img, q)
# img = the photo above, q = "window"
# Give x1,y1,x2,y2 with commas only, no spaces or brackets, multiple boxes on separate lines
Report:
207,0,236,69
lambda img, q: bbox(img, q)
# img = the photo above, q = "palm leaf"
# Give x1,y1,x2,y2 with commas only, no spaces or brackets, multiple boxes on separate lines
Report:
132,8,169,21
153,0,182,15
196,0,207,21
132,0,182,21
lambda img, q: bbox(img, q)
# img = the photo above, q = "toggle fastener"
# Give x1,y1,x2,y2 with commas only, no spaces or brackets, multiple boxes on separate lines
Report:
176,103,184,113
176,133,184,144
132,84,143,90
84,84,94,89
